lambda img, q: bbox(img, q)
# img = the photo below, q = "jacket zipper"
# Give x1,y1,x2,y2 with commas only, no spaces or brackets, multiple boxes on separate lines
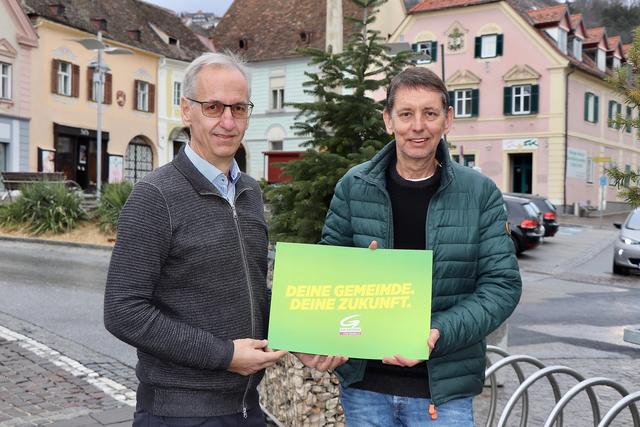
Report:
227,188,256,419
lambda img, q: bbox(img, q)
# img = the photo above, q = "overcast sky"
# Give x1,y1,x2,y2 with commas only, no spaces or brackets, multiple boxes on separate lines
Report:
143,0,233,15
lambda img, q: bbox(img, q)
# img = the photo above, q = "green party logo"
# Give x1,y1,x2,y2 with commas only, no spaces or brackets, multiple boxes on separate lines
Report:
339,314,361,336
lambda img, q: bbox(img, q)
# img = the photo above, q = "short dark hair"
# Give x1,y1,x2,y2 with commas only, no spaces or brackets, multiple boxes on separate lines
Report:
385,67,449,113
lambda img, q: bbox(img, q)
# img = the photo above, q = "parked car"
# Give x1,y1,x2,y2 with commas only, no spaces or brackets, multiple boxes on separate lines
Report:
613,208,640,275
505,192,559,237
503,194,545,254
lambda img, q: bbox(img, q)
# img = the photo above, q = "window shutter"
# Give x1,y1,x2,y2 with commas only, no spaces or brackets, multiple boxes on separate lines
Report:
496,34,504,56
503,86,512,115
471,89,480,116
51,59,59,94
411,43,418,53
133,80,139,110
71,64,80,98
530,84,539,114
105,73,112,105
149,83,156,113
594,95,599,123
584,93,589,122
87,68,94,101
448,91,454,110
431,41,438,62
474,37,481,58
626,106,632,132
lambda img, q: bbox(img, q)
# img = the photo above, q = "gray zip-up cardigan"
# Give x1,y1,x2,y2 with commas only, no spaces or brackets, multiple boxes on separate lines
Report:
104,149,270,417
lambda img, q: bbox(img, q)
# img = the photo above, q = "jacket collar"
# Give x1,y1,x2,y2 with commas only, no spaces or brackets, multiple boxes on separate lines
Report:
357,139,455,187
172,147,253,197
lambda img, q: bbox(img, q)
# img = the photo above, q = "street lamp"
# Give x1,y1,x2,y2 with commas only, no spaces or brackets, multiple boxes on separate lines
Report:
74,31,132,197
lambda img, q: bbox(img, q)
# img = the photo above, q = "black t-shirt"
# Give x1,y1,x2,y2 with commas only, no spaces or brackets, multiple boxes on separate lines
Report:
351,159,441,398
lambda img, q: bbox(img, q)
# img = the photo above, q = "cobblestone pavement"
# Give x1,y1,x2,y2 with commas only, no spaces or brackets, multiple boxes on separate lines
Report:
0,213,638,426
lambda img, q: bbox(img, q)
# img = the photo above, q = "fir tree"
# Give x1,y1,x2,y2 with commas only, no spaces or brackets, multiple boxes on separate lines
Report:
607,27,640,207
264,0,415,242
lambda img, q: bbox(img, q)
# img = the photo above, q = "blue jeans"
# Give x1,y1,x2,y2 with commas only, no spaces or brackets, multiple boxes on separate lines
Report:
340,386,475,427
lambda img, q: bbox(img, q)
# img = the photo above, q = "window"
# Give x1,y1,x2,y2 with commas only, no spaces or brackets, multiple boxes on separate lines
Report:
584,92,598,123
557,28,568,54
87,68,112,104
412,40,437,64
137,81,148,111
597,49,606,71
451,154,476,167
608,100,622,129
626,106,632,133
624,164,632,187
613,57,621,69
173,81,181,106
0,62,10,100
586,158,594,183
269,140,283,151
449,89,479,118
571,37,582,59
134,80,155,112
504,85,538,115
475,34,503,59
90,18,107,31
269,75,285,110
58,61,72,96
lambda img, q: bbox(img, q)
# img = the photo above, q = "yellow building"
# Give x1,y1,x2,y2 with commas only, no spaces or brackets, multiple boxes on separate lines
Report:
22,0,207,188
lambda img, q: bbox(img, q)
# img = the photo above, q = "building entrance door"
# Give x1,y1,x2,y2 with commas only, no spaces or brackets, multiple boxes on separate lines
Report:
53,124,109,190
510,153,532,193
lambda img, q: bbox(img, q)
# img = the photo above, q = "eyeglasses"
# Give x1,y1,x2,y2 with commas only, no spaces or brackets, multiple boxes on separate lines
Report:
186,97,254,119
395,109,445,123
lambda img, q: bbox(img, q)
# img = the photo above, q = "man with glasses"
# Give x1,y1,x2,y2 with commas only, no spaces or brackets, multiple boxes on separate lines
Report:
104,52,286,426
314,67,522,425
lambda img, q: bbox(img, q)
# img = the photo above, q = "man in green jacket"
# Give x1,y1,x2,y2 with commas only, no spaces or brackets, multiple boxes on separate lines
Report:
317,67,522,426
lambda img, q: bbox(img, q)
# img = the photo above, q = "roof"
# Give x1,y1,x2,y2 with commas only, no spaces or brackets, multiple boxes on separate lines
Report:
409,0,499,13
584,27,607,48
21,0,209,61
623,43,632,56
607,36,621,52
526,4,567,26
211,0,362,62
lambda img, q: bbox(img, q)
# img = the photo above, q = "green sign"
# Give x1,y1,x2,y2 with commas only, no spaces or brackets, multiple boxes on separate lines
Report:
268,243,433,360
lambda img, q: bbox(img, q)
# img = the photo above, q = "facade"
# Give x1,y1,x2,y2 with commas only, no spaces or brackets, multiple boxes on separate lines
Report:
212,0,407,181
391,0,636,210
0,0,38,175
21,0,207,188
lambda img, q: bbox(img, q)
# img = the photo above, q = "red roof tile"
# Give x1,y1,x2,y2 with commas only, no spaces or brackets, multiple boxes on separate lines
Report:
526,4,567,26
584,27,606,46
409,0,498,13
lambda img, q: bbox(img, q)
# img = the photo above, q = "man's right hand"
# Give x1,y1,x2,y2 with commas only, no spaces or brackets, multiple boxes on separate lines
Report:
228,339,287,376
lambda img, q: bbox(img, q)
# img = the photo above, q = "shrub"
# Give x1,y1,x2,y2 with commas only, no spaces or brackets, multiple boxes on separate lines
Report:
95,181,133,234
0,182,86,234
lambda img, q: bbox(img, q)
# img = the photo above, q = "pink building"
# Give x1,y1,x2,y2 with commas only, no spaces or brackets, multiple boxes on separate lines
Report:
392,1,636,211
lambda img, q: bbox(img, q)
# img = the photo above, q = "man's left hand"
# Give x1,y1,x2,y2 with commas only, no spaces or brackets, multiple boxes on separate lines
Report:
382,328,440,367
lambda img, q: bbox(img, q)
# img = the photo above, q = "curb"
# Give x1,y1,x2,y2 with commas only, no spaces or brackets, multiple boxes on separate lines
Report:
0,234,114,251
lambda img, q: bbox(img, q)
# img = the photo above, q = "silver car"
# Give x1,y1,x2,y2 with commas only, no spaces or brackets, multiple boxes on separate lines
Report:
613,208,640,275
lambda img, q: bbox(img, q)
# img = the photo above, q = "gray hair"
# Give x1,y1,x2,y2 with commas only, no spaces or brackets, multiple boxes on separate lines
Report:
182,51,252,99
385,67,449,113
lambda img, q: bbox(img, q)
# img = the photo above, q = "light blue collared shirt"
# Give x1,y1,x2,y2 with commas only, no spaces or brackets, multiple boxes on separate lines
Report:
184,143,240,205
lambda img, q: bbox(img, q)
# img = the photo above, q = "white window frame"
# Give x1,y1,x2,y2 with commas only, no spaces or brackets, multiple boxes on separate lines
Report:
271,88,284,110
58,61,71,96
91,68,104,103
512,85,531,115
586,92,597,123
0,62,10,100
173,81,181,106
597,48,606,71
608,101,622,129
480,34,497,58
572,37,582,59
137,81,149,111
269,140,283,151
415,41,434,64
454,89,472,118
557,28,568,54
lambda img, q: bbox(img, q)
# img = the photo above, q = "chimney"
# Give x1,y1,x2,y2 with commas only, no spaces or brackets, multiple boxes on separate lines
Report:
325,0,343,53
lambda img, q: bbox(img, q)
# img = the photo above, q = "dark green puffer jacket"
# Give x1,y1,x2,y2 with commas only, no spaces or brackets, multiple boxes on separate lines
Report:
321,139,522,406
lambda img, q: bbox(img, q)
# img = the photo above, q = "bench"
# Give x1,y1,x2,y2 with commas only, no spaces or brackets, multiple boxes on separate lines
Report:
0,172,80,201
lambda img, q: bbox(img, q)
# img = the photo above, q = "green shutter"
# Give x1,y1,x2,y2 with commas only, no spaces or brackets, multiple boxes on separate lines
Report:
475,37,481,58
471,89,479,116
530,84,539,114
411,43,418,52
608,100,615,127
448,91,454,111
584,93,589,122
626,106,632,132
594,95,599,123
497,34,504,56
431,41,438,62
503,86,512,115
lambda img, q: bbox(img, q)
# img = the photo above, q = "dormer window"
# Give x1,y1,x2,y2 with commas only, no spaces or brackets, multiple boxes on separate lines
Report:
597,48,606,71
613,57,621,69
571,37,582,59
48,4,65,16
127,30,141,41
168,36,178,46
557,28,567,54
91,18,108,31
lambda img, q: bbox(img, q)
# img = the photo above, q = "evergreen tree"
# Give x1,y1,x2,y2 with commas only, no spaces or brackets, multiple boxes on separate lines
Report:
607,27,640,207
264,0,414,243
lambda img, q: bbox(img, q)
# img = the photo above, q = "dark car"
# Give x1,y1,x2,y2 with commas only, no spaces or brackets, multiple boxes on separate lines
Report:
505,192,559,237
503,194,545,254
